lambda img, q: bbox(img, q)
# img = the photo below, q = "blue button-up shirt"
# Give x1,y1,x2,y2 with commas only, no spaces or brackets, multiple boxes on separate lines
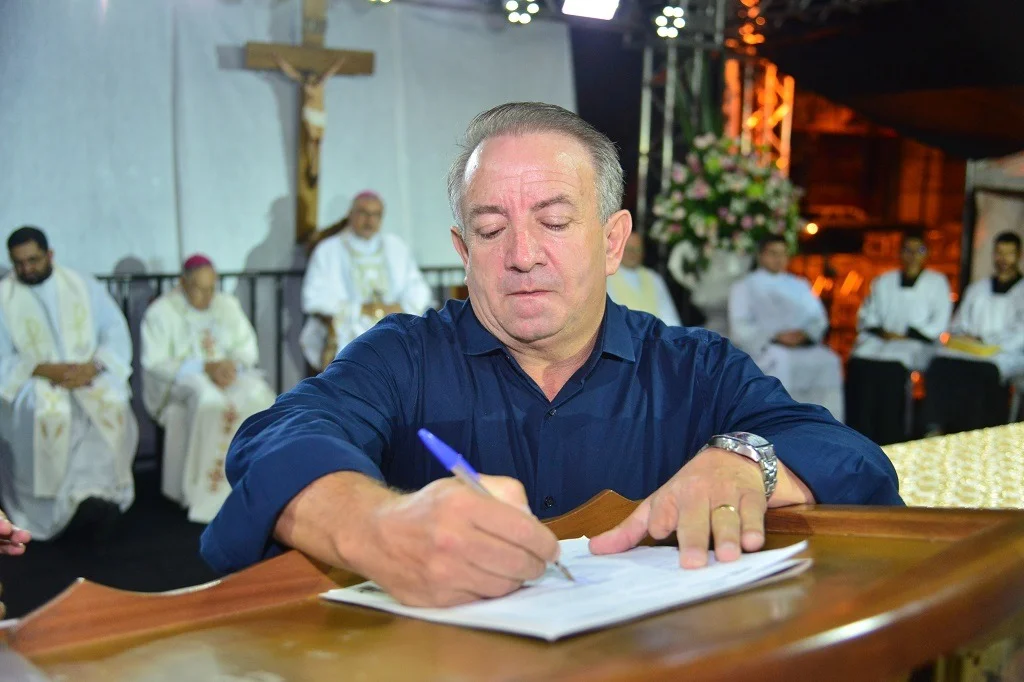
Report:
201,299,901,573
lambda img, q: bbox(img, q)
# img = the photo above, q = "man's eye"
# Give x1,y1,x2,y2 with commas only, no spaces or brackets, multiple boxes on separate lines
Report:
544,222,570,230
478,227,504,240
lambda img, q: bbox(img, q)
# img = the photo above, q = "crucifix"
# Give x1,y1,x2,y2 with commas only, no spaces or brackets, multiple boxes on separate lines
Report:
245,0,375,244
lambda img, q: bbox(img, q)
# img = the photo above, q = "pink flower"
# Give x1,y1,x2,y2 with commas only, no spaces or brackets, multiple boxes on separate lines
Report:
741,215,754,229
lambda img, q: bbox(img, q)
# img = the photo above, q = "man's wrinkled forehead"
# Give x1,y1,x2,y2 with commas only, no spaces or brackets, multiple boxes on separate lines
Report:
463,134,591,199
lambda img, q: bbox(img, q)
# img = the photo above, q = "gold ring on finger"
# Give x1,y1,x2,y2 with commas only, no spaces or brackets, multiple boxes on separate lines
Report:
713,504,738,514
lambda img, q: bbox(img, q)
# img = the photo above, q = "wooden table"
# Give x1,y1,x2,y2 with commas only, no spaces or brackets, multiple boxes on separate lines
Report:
5,492,1024,681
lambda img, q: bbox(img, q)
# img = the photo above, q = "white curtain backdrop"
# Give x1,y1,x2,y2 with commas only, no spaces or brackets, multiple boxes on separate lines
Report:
0,0,577,274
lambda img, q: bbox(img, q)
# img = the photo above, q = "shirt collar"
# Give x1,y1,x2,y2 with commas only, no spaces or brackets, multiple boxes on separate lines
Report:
458,297,635,363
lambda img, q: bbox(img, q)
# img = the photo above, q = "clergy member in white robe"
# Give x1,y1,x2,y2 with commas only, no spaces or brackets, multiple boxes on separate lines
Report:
728,235,844,420
607,233,681,326
846,234,952,444
924,232,1024,435
0,227,138,541
301,191,433,371
141,255,276,524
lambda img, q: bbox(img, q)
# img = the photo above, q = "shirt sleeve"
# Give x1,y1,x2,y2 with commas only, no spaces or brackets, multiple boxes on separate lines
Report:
694,333,903,506
200,319,416,574
88,277,134,384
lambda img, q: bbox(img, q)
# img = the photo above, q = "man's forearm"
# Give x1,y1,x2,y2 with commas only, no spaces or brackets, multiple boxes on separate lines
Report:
273,471,397,572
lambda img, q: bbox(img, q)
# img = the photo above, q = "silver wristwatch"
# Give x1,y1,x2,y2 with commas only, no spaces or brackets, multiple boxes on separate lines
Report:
699,432,778,499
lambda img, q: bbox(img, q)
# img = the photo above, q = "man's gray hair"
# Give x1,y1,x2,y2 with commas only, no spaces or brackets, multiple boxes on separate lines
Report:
446,102,624,234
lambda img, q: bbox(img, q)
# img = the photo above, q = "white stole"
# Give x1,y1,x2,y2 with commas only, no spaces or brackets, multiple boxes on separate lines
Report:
0,267,126,496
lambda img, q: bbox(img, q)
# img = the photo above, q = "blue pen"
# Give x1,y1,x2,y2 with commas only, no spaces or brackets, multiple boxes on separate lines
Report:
417,428,575,582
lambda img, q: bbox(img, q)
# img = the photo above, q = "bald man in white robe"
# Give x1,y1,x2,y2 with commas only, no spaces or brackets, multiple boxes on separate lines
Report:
301,192,433,372
728,236,844,421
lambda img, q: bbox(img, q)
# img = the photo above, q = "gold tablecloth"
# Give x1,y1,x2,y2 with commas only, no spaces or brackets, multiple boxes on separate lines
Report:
883,422,1024,509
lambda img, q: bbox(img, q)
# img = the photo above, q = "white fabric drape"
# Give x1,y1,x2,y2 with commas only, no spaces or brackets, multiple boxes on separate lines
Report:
0,0,576,274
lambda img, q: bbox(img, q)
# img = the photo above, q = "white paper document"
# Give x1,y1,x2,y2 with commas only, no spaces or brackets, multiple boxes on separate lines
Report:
321,539,811,641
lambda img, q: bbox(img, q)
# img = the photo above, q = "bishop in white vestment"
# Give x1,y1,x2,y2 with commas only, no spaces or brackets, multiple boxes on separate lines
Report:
141,255,276,524
728,236,845,421
0,228,138,541
301,192,433,371
923,232,1024,434
607,233,681,326
846,235,952,444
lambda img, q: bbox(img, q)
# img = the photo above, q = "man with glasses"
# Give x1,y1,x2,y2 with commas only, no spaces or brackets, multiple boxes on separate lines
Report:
300,191,433,372
846,232,952,444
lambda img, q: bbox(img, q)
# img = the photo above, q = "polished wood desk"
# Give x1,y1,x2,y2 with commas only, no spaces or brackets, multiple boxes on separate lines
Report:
5,492,1024,681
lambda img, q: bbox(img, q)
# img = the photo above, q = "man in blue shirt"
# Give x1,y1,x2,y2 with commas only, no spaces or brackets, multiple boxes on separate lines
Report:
202,103,901,607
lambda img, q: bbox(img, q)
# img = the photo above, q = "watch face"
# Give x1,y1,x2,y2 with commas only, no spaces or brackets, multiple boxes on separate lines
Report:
727,432,770,448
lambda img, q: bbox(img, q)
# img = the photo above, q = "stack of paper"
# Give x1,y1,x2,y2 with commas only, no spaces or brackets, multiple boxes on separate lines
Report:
321,539,811,641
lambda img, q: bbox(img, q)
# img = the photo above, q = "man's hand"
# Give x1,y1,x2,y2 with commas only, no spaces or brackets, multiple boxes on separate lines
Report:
358,475,560,606
275,471,560,608
589,448,769,568
205,360,237,388
0,508,30,558
774,330,809,347
59,362,99,390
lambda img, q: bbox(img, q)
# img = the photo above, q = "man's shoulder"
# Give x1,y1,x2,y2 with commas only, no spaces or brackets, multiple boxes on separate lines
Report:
873,269,900,286
619,305,719,353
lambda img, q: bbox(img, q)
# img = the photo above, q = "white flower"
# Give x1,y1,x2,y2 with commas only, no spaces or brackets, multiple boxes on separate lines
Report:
672,206,686,220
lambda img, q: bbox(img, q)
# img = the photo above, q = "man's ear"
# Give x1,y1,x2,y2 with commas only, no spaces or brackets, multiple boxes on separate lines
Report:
604,210,633,277
451,226,470,270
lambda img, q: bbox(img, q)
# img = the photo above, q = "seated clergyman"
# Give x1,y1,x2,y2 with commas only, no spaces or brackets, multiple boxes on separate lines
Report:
0,226,138,542
141,254,276,523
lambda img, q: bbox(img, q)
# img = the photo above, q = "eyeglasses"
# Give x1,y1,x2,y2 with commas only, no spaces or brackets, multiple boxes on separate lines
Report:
901,246,927,255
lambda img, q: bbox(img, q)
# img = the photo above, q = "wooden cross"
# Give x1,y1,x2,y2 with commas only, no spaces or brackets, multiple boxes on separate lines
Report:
245,0,375,244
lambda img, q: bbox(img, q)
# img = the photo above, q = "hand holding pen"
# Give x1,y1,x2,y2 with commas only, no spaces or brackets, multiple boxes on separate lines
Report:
419,429,575,582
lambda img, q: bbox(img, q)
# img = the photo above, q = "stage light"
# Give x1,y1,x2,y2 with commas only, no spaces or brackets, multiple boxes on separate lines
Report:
520,13,532,22
655,6,684,38
505,0,518,10
527,2,539,13
508,10,521,21
562,0,619,21
805,222,819,235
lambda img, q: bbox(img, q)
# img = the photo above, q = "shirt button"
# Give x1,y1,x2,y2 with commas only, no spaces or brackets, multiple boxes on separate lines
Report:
547,408,557,417
543,496,555,509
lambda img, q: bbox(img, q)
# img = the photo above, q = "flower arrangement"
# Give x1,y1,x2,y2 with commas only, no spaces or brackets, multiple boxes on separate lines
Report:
649,132,804,288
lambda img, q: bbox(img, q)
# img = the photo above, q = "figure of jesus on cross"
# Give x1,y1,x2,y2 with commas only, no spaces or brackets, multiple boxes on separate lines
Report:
272,53,347,188
245,0,375,244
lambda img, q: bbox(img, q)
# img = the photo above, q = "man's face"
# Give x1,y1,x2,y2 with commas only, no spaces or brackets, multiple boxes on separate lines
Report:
349,197,384,240
900,238,927,274
451,132,630,349
9,241,53,285
758,242,789,274
181,266,217,311
621,233,644,269
993,241,1021,277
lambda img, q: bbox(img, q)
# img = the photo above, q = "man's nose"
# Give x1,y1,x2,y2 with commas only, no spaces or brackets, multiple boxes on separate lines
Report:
506,226,543,272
